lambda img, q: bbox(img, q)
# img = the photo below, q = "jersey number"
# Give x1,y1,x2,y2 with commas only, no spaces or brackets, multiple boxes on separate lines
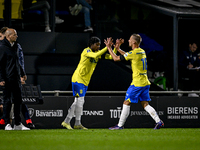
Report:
141,58,147,70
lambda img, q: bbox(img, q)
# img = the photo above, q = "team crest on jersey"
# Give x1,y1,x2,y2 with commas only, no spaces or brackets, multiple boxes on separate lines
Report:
128,52,132,54
87,49,91,53
136,52,145,55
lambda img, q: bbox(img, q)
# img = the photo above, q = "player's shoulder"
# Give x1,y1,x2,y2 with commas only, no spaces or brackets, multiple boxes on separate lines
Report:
81,47,91,56
84,47,92,53
135,48,145,54
135,47,144,52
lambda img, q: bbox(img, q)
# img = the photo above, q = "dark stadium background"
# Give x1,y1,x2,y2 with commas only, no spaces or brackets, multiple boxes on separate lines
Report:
1,0,200,92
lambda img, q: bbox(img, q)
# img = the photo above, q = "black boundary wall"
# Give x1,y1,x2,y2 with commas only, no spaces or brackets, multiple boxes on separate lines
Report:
26,96,200,129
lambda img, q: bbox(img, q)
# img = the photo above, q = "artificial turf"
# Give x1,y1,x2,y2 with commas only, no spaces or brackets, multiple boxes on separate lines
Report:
1,128,200,150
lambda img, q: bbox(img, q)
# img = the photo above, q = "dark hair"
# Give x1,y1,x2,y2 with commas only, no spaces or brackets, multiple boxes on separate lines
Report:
0,27,8,34
189,41,198,47
88,36,101,47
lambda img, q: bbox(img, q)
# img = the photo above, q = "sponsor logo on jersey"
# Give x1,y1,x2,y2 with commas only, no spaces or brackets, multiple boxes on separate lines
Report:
136,52,145,55
90,58,98,63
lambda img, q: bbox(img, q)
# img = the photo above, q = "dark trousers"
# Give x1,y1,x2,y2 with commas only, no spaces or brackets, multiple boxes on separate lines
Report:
2,79,22,125
179,69,200,91
21,104,31,120
28,1,50,26
187,70,199,91
1,103,31,122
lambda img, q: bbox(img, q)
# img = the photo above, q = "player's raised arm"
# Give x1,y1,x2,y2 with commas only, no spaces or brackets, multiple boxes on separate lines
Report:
105,47,117,60
115,38,126,55
105,38,124,59
86,47,108,58
104,38,121,62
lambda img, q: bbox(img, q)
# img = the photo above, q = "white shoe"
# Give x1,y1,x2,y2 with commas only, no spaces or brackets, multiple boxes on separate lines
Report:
69,4,82,16
5,124,13,130
45,26,51,32
74,4,82,16
55,16,64,24
13,123,30,130
188,93,199,97
83,26,93,32
178,89,183,97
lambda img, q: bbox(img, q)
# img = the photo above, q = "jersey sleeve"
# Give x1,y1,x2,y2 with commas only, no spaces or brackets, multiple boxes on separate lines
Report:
105,48,118,60
85,47,107,58
123,50,134,61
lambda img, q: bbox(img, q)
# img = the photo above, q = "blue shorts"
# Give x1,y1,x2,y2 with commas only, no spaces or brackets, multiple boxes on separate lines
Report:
72,82,88,97
125,85,151,103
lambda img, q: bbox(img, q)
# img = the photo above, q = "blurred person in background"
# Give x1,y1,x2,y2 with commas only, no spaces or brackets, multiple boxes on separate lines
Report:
23,0,64,32
69,0,93,32
178,41,200,97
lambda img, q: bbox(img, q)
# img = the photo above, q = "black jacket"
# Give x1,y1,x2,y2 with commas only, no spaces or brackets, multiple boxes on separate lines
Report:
179,49,199,70
0,38,25,82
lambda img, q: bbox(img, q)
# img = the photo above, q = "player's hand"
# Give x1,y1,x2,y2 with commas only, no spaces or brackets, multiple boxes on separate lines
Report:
0,81,5,86
114,38,124,50
104,37,113,48
188,64,193,69
116,38,124,45
21,77,26,85
23,75,27,81
20,75,27,84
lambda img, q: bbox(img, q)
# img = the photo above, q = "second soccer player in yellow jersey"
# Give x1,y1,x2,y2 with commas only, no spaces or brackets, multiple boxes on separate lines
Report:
104,34,164,130
61,36,116,129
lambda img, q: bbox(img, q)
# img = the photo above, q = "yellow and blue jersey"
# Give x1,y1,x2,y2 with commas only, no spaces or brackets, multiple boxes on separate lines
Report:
72,47,108,86
123,47,151,87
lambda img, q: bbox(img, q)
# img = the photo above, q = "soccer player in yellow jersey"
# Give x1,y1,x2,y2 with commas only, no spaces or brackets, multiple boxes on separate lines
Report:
104,34,164,130
61,36,115,129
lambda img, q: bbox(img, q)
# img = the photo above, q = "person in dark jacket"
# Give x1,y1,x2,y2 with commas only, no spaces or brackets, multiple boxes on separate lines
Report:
0,27,35,129
17,43,35,129
178,42,200,97
0,28,30,130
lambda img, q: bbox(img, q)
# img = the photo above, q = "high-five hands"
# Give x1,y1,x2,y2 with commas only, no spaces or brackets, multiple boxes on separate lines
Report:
104,37,113,49
114,38,124,50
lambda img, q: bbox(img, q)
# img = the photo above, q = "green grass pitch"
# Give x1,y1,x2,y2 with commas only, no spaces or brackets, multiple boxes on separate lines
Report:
1,128,200,150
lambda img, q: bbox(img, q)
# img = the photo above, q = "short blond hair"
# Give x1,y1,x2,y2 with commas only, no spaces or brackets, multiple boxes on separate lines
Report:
131,34,142,46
